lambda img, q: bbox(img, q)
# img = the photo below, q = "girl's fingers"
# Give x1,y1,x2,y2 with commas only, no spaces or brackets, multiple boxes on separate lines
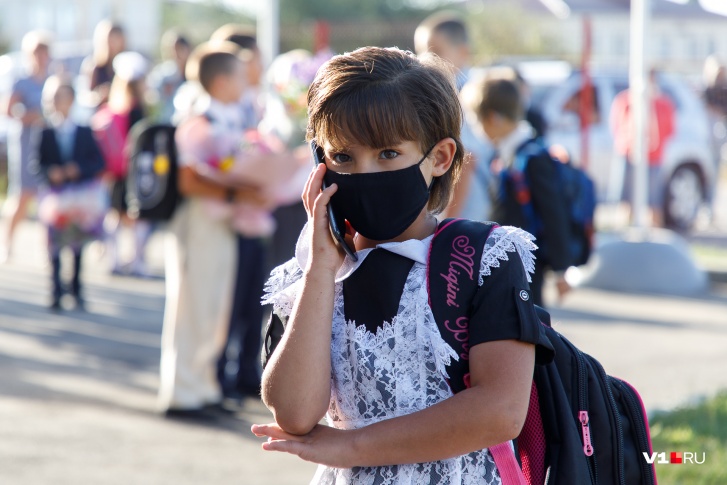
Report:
303,164,326,215
250,423,304,442
313,183,337,214
301,165,317,213
261,439,306,456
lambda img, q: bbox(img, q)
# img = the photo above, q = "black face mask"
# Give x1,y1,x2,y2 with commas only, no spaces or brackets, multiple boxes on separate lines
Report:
323,150,433,241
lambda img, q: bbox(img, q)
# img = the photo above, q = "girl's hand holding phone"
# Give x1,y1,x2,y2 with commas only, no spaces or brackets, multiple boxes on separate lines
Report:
302,163,348,275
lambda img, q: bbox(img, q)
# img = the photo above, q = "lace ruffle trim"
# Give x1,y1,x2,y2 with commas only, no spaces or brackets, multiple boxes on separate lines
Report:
336,300,458,379
260,257,303,317
479,226,537,285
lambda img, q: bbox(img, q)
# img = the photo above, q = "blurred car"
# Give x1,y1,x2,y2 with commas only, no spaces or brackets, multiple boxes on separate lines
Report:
522,62,717,231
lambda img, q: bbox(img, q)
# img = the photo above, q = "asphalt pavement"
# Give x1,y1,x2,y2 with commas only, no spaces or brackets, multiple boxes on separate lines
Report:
1,219,726,485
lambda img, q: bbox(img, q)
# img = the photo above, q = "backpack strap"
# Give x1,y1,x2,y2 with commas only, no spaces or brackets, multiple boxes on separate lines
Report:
428,218,528,485
490,443,528,485
427,218,498,393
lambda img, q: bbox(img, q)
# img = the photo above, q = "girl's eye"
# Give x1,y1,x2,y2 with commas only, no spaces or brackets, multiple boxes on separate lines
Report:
331,153,352,164
380,150,399,160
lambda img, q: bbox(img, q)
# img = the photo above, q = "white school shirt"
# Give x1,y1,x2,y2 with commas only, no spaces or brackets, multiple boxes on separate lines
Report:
263,223,538,485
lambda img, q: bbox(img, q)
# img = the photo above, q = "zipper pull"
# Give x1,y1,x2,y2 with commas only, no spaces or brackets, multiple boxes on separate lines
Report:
579,410,594,456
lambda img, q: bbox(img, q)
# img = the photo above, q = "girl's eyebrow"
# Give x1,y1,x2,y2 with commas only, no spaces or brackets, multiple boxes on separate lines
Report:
324,140,408,152
325,142,357,153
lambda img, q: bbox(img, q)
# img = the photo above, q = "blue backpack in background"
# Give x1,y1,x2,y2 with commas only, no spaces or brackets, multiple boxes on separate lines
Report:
509,140,596,267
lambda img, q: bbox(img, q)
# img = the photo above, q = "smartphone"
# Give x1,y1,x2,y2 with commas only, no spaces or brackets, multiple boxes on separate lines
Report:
310,140,358,262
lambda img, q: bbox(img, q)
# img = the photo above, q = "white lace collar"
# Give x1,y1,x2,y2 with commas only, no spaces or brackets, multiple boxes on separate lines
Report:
294,222,434,283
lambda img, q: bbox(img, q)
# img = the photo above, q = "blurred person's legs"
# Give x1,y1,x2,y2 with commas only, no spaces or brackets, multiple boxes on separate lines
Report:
71,247,84,308
158,199,236,413
622,160,663,227
131,219,153,277
608,152,628,207
47,228,86,310
49,249,63,310
106,178,147,275
218,235,266,399
648,165,663,227
2,190,34,261
621,160,634,223
2,129,40,261
105,180,125,273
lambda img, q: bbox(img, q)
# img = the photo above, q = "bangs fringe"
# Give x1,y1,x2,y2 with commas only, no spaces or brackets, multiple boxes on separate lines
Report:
315,81,423,150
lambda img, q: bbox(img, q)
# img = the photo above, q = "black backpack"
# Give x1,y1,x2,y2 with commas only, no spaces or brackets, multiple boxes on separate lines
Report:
428,219,656,485
125,121,180,221
506,140,596,267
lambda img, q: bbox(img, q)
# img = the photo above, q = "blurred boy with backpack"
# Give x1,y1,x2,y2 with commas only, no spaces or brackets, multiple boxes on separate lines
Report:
467,75,574,307
157,42,301,417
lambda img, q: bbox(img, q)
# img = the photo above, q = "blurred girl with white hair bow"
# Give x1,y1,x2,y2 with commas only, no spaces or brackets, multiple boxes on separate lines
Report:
90,50,152,277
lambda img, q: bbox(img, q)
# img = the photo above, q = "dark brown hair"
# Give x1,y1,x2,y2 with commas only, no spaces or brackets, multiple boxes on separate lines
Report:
473,76,523,122
420,12,469,46
306,46,464,214
211,24,258,51
188,42,241,93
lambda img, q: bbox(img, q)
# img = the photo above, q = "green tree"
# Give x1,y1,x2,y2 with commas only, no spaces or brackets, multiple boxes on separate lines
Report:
466,4,564,64
161,1,564,63
162,0,254,51
279,0,425,23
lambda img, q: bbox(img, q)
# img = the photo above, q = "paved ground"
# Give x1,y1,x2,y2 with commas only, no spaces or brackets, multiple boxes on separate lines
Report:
0,222,317,485
1,218,726,484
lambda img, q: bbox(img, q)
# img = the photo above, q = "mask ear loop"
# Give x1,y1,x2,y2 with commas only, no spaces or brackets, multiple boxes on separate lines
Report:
418,135,456,168
417,145,437,166
417,145,437,190
418,139,449,189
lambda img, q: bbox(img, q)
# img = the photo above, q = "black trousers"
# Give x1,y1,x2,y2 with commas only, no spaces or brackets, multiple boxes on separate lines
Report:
217,236,267,395
51,249,82,299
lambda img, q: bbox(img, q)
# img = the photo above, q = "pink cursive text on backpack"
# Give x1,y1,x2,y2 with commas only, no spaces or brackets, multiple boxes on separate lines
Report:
444,316,470,360
440,235,476,308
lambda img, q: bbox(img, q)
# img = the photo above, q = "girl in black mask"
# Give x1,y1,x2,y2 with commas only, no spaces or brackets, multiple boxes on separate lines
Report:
252,46,553,484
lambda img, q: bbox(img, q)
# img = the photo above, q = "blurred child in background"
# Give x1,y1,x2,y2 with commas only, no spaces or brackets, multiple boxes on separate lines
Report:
91,51,152,277
1,31,52,263
159,42,269,416
81,20,126,107
35,76,106,310
148,30,191,124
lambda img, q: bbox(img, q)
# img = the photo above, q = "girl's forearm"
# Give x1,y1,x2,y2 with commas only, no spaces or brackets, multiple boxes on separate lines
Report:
262,267,336,435
349,385,523,467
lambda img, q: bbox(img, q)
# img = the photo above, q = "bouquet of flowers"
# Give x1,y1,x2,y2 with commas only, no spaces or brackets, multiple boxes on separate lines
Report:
38,179,109,232
261,49,335,147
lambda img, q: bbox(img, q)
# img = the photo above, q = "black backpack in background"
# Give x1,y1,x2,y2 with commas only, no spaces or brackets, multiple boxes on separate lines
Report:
428,219,656,485
125,121,180,221
508,140,596,267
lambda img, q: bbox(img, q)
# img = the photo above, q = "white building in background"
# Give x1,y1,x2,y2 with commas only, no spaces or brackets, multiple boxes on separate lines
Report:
0,0,162,57
474,0,727,76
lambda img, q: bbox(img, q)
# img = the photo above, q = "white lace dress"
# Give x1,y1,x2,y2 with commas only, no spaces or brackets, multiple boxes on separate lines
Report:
263,224,537,485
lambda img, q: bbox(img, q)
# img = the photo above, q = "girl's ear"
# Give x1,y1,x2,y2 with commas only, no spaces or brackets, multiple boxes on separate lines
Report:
430,137,457,177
